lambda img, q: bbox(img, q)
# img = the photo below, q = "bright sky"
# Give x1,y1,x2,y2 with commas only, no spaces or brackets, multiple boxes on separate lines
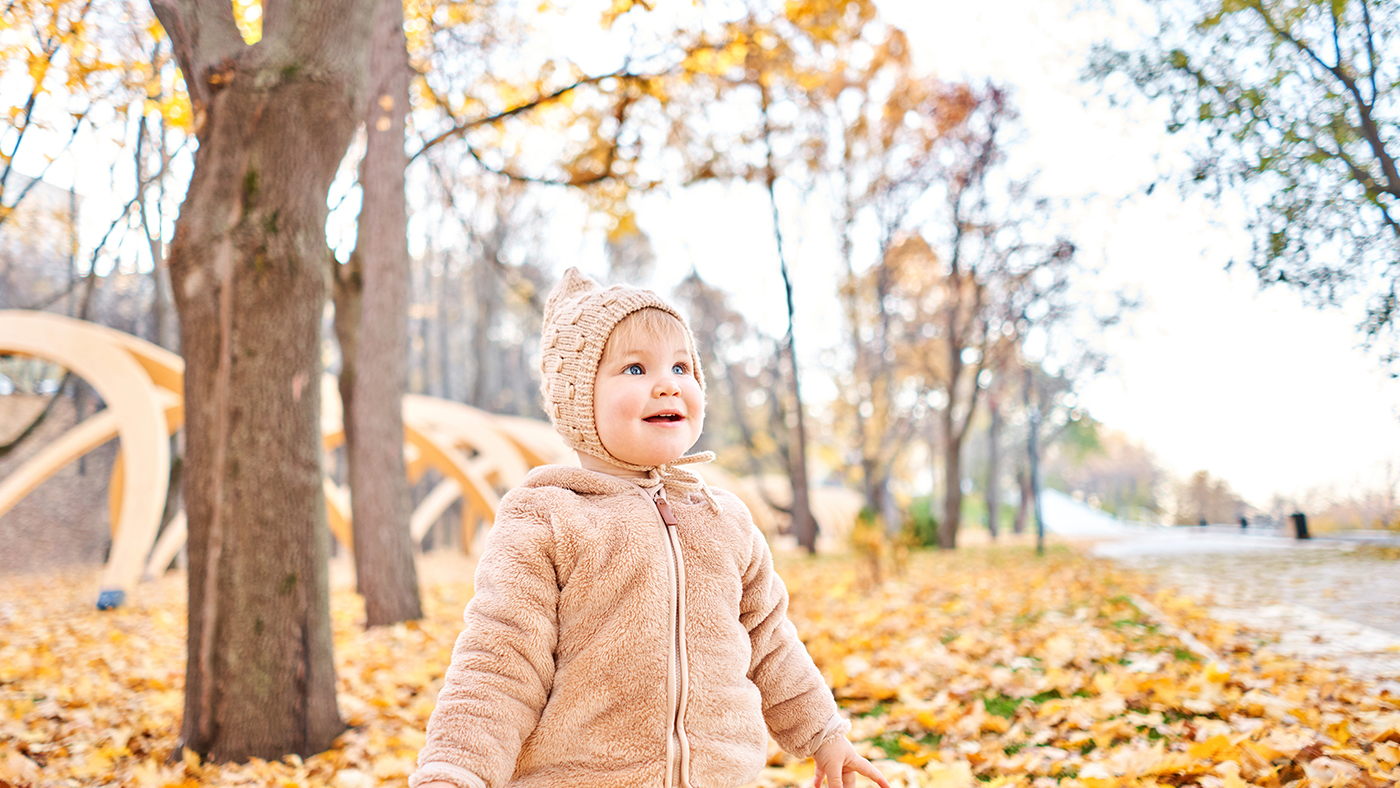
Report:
613,0,1400,509
862,0,1400,506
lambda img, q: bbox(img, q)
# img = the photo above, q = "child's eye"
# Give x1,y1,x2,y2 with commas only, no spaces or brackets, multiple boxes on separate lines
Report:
672,363,688,375
624,363,644,375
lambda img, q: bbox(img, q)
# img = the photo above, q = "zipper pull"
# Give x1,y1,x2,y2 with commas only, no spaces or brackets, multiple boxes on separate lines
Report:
655,498,678,527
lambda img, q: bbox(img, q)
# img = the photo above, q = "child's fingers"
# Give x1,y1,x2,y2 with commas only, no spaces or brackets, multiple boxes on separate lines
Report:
812,761,826,788
849,755,891,788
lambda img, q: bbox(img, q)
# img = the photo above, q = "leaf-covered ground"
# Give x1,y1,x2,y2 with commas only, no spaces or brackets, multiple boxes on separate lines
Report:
1,545,1397,787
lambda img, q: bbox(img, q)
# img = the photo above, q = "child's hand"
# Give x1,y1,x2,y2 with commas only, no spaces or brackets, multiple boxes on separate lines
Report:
812,736,890,788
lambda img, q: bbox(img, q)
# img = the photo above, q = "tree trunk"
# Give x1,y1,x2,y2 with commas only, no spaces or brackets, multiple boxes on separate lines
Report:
783,335,817,552
1027,380,1045,554
1013,466,1030,535
939,407,961,550
344,0,421,626
759,83,816,554
331,264,362,572
862,457,881,521
876,474,899,537
159,0,379,761
436,261,452,399
414,262,431,394
470,256,491,408
985,396,1000,539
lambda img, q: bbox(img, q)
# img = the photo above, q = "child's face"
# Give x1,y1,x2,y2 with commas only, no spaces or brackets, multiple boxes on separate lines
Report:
590,313,704,471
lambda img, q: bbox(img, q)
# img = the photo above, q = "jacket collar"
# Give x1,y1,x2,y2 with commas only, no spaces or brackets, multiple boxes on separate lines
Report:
520,464,651,497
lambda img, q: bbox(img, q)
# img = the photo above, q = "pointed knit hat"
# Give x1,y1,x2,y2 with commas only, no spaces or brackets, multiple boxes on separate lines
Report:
538,267,707,471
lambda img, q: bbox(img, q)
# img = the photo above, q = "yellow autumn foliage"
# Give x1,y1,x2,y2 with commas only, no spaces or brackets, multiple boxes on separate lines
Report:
1,546,1397,787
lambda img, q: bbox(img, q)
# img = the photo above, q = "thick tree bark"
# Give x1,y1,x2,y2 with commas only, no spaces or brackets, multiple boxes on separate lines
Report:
343,0,421,626
156,0,379,762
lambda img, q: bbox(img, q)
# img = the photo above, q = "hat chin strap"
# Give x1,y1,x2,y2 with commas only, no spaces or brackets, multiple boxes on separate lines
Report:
588,446,721,512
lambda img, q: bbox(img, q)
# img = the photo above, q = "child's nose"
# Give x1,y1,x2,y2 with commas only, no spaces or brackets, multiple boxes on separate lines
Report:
655,376,681,396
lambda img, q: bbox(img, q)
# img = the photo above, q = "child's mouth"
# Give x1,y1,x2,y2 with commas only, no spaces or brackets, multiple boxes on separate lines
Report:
644,413,684,423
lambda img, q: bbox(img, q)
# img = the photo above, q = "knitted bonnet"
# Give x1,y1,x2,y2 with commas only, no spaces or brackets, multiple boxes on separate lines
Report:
539,267,708,473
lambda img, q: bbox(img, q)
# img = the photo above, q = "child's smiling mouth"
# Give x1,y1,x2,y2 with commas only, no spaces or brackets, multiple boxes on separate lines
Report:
644,412,684,423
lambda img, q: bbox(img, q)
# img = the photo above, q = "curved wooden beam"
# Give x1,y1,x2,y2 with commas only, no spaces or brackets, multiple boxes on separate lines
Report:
402,422,500,523
144,511,186,580
410,478,461,543
404,395,530,487
490,414,578,467
323,478,353,552
0,409,120,522
322,385,523,546
0,311,170,608
108,390,183,537
77,320,185,394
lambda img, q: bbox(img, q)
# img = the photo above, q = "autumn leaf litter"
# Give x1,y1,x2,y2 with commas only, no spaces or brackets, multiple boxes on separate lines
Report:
2,546,1397,788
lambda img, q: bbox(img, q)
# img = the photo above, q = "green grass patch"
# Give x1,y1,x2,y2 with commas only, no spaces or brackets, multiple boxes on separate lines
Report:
867,732,905,760
851,701,890,719
984,694,1022,719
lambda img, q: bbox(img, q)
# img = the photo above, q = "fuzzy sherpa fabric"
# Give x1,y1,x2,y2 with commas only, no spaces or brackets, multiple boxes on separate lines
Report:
410,466,847,788
537,268,705,470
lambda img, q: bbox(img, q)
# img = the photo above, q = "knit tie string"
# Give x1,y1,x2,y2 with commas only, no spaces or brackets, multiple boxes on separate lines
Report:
634,451,721,512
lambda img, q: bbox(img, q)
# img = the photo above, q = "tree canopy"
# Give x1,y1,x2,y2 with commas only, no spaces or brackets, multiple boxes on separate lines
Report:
1088,0,1400,363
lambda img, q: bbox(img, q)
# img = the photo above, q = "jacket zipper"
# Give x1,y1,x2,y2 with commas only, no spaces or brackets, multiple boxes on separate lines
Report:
649,488,689,788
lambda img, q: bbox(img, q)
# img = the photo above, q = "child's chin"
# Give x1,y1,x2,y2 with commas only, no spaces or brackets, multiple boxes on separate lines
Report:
620,448,688,467
634,454,684,467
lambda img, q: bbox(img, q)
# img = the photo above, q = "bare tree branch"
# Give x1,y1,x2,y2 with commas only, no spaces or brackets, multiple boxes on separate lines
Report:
1251,1,1400,196
412,69,636,159
1360,0,1380,104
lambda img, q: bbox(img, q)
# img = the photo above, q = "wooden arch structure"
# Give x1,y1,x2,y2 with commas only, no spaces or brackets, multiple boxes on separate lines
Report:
0,311,183,609
1,312,799,609
0,312,545,608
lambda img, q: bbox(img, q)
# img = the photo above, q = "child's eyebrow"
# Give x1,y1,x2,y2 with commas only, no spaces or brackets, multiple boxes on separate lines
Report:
604,345,689,361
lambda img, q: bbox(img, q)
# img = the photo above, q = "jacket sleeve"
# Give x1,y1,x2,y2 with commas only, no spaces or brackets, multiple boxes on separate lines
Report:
738,518,850,759
411,490,560,788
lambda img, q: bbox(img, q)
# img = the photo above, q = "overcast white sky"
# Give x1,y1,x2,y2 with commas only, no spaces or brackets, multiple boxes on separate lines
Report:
840,0,1400,506
617,0,1400,508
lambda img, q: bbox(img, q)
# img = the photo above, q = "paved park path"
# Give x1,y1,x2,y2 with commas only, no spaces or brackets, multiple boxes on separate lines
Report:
1041,490,1400,690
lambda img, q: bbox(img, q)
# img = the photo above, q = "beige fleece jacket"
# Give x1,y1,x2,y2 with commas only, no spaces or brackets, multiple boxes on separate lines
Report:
410,465,848,788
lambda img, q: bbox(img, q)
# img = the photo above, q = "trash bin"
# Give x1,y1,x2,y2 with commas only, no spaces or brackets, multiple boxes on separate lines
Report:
1290,512,1310,540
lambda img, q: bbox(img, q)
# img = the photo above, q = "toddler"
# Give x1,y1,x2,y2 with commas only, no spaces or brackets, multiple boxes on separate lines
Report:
411,269,888,788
